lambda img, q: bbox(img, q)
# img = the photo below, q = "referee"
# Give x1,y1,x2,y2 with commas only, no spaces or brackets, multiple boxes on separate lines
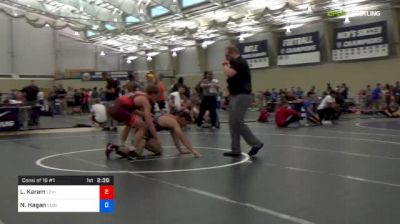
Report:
222,45,264,157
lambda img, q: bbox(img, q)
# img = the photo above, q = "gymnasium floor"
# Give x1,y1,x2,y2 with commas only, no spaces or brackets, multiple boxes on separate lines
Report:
1,116,400,224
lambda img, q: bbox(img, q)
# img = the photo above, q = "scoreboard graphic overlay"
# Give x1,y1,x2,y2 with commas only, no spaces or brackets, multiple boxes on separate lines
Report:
18,176,114,213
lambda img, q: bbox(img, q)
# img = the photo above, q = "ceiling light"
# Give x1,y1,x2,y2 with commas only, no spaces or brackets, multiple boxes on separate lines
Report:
147,52,160,57
285,27,291,34
74,31,79,36
119,47,124,52
201,42,208,49
139,8,144,15
171,36,176,42
100,50,105,56
45,24,50,27
127,56,138,61
114,18,118,22
147,56,152,61
79,6,84,11
344,17,350,24
14,12,18,16
127,59,131,64
92,25,99,30
239,36,245,42
172,51,177,57
171,47,185,52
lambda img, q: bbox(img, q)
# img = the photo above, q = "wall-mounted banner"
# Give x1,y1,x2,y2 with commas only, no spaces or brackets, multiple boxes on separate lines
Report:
81,71,130,81
0,107,19,131
238,40,269,69
277,32,320,65
332,21,388,61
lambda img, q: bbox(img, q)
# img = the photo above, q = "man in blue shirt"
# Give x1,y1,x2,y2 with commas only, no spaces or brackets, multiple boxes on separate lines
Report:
372,83,382,111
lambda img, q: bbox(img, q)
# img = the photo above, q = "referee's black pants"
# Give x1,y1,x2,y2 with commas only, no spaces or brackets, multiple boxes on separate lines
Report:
197,96,217,127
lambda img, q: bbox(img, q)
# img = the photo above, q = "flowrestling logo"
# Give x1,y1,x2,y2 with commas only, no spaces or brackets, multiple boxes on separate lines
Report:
0,121,15,128
0,111,11,118
327,9,381,17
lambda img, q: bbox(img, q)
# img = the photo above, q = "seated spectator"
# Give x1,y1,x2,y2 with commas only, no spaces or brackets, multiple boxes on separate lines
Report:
303,92,320,125
295,87,304,99
275,100,302,128
380,96,400,118
90,99,107,127
169,86,191,115
317,91,337,124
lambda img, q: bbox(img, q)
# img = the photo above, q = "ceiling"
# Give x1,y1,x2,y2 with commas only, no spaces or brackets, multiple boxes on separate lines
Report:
0,0,397,61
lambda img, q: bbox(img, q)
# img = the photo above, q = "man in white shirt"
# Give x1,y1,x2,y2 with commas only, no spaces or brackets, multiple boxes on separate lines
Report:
90,99,107,126
197,71,220,128
317,91,337,124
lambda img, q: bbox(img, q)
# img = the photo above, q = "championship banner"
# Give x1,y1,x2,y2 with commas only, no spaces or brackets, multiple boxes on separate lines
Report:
0,107,19,131
277,32,320,65
332,21,388,61
238,40,269,69
81,71,130,81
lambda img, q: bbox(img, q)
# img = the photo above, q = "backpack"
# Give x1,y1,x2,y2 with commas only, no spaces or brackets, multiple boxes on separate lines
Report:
258,108,269,122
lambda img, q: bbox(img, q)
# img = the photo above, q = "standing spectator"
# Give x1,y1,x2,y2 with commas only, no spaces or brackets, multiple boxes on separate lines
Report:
197,71,219,128
99,88,106,102
102,72,120,131
155,74,167,114
37,88,45,106
222,45,263,157
73,89,82,113
66,87,74,114
372,83,382,111
56,85,67,114
21,80,39,106
91,87,100,104
128,71,144,91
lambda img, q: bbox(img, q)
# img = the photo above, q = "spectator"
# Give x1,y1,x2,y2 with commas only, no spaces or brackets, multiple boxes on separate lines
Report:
372,83,382,111
73,89,82,113
317,91,337,124
171,77,190,98
197,71,219,128
303,92,320,125
66,87,75,114
99,88,106,101
295,87,304,99
21,80,39,106
394,81,400,104
90,98,107,127
275,100,302,127
382,84,392,105
308,85,316,96
340,83,349,99
56,85,67,114
102,72,120,131
91,87,99,103
128,71,143,91
271,88,278,103
155,74,167,114
37,88,45,106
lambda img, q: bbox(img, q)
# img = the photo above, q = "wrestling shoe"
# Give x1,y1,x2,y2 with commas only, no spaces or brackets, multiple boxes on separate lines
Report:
105,143,116,159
